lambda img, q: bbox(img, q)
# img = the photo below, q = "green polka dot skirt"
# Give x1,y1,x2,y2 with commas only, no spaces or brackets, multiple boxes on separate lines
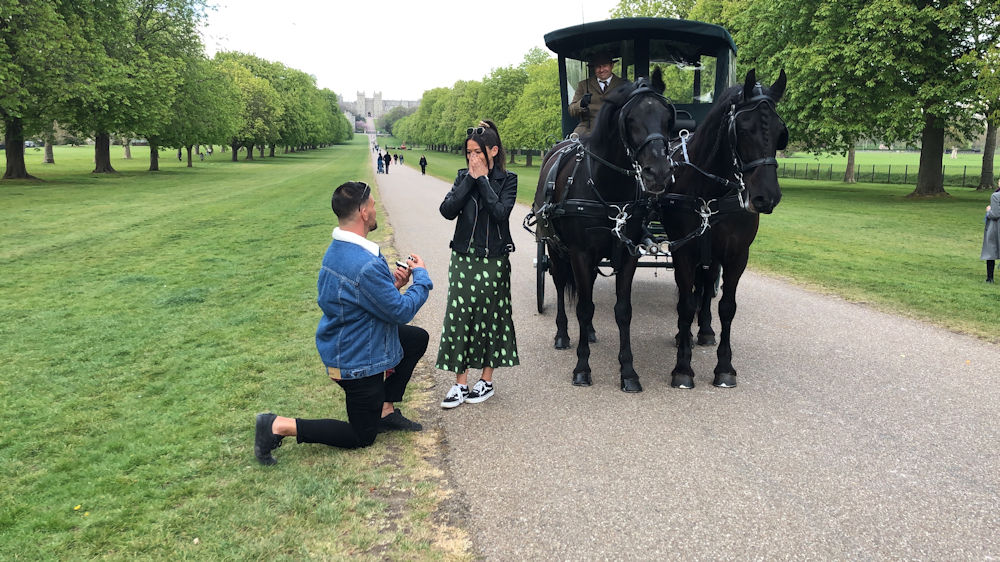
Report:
435,251,519,373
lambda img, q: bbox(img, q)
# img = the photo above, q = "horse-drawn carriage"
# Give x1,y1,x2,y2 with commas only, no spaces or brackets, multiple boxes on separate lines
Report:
531,18,739,314
525,17,787,392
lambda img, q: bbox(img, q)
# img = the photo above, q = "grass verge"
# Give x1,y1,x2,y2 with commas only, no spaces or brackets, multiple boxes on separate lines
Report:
0,139,471,559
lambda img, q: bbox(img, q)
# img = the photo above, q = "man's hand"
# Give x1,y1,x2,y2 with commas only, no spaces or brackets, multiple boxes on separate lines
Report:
407,253,426,270
393,263,411,289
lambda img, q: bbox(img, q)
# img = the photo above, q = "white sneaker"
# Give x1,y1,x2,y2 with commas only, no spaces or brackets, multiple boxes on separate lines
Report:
440,384,469,409
465,380,494,404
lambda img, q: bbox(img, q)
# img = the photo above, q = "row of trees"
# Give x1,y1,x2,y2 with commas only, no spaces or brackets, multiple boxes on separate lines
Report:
0,0,352,180
391,0,1000,195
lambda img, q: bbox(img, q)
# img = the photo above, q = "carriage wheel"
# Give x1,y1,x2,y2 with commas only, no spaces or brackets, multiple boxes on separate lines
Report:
536,241,548,314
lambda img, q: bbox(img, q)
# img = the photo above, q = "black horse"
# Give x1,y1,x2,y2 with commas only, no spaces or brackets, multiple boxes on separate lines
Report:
533,72,676,392
659,69,787,389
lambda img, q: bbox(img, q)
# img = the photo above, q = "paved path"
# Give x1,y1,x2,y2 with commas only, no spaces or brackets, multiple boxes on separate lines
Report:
374,153,1000,560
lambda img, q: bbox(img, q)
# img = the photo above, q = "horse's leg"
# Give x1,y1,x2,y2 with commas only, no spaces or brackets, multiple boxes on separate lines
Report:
554,279,570,349
713,257,748,388
551,248,571,349
696,263,720,346
586,266,598,343
570,252,596,386
614,255,642,392
671,257,697,389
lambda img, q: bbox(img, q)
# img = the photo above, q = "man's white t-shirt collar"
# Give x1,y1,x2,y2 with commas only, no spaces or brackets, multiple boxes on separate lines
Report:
333,227,379,256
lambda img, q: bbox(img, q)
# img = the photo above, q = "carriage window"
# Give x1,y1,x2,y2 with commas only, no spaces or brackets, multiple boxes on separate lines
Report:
649,40,720,105
564,41,634,102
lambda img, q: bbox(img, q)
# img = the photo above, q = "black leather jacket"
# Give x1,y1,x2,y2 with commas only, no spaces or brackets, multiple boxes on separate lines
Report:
440,167,517,257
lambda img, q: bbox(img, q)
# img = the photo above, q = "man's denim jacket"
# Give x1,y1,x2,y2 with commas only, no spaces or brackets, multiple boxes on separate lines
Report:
315,239,432,379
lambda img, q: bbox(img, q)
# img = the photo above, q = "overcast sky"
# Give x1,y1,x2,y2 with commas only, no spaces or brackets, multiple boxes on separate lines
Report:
199,0,620,102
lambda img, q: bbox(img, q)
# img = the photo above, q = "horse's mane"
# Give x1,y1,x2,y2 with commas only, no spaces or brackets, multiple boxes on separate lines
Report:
586,81,639,157
686,84,742,169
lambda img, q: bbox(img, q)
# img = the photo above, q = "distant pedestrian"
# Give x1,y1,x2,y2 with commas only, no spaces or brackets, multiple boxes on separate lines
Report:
393,154,398,164
383,152,391,174
419,155,427,175
399,154,404,165
981,180,1000,283
177,148,182,161
377,153,384,174
199,151,205,161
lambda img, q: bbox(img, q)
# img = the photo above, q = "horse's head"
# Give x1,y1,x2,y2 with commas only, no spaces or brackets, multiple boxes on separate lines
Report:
728,69,787,214
591,69,676,195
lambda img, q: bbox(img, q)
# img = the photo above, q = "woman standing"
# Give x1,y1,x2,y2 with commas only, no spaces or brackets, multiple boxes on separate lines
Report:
437,120,519,408
981,180,1000,283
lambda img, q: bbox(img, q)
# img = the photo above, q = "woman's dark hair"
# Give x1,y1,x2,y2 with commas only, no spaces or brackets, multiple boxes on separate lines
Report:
331,181,371,219
466,119,506,173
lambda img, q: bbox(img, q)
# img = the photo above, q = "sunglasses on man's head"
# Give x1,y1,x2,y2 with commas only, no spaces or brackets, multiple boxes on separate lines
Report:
466,126,486,136
357,182,371,209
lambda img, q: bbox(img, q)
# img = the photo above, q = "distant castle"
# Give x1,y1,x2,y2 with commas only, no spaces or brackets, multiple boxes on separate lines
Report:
341,91,419,121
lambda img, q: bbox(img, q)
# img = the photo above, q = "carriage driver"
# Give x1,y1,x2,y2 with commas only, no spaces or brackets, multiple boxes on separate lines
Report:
568,52,628,137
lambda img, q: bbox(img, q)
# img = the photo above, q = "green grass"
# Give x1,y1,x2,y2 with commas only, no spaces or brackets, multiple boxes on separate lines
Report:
0,139,469,559
753,179,997,340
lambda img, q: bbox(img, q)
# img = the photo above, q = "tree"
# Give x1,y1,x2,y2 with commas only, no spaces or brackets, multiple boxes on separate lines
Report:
501,59,561,161
216,58,283,161
479,65,529,127
378,105,417,136
155,56,240,169
733,0,990,196
61,0,205,174
611,0,696,19
0,1,88,179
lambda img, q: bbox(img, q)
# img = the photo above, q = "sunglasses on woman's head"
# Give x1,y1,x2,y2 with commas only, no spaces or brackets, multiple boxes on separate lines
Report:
466,126,486,136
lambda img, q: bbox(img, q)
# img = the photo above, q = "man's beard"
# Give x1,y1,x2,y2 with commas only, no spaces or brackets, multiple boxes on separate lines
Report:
369,219,378,232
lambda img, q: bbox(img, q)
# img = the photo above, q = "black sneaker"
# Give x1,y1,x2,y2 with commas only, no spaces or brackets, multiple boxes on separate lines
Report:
465,380,494,404
377,408,423,432
440,384,469,409
254,413,284,465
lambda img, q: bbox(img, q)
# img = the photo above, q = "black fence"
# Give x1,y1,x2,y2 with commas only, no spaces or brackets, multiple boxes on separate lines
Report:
778,162,999,188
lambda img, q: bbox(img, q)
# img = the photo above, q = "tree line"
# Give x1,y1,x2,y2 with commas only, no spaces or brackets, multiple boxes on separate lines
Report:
394,0,1000,196
0,0,353,180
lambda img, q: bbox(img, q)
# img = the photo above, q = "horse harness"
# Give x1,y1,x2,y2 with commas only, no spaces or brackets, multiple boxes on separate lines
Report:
524,82,780,269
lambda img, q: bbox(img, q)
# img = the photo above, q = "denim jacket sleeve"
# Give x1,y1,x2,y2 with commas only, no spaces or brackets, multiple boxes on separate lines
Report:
477,172,517,222
440,171,476,220
357,259,433,325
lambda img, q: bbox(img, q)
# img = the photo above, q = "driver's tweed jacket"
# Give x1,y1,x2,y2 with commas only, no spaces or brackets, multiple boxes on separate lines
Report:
569,74,629,137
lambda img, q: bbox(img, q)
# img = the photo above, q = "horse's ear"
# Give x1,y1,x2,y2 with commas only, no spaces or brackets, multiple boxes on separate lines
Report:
743,69,757,99
651,67,665,95
771,69,787,102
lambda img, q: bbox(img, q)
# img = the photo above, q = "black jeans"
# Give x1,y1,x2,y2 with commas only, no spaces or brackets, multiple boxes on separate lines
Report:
295,325,428,449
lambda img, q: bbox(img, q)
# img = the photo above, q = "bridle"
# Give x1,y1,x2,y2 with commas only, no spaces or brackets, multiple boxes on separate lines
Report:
727,84,785,174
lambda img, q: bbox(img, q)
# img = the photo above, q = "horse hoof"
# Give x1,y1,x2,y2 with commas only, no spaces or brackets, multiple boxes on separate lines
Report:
671,373,695,389
620,377,643,393
587,330,598,343
572,371,592,386
697,333,716,346
713,372,737,388
554,335,571,349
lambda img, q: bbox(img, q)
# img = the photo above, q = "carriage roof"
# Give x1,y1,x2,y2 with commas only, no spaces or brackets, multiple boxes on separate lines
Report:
544,18,738,138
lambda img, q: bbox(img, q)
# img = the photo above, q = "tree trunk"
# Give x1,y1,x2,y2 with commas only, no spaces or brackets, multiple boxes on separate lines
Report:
231,140,239,161
526,151,533,167
221,144,227,153
843,146,856,183
123,138,132,159
245,143,254,160
258,144,265,158
2,117,35,179
93,132,116,173
148,137,160,171
909,111,947,197
978,116,997,191
186,145,193,167
269,143,275,157
509,149,516,165
43,121,56,164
